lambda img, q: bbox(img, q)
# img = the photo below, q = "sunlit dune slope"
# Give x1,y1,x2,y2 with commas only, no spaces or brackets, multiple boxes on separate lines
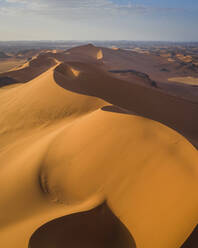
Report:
0,98,197,248
0,63,105,149
67,44,103,60
0,58,26,73
168,76,198,86
54,61,198,147
39,106,198,248
0,45,198,248
0,54,57,86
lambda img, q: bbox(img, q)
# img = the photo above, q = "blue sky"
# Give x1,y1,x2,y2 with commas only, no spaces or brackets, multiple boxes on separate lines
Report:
0,0,198,41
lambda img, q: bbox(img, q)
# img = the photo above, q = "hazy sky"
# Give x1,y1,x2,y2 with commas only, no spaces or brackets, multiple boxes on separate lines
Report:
0,0,198,41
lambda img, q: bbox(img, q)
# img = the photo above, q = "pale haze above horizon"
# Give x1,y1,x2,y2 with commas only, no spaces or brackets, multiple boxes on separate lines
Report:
0,0,198,41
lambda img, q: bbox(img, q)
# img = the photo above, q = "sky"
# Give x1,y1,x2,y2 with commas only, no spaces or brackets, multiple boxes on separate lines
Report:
0,0,198,41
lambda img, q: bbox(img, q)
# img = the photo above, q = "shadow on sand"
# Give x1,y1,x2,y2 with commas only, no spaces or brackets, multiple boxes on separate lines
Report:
0,77,19,87
181,225,198,248
28,62,198,248
54,62,198,148
29,202,136,248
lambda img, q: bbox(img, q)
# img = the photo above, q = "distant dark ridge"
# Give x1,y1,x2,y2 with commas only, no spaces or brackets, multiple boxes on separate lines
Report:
109,69,152,80
109,69,157,87
177,62,198,72
16,49,38,56
0,51,10,58
160,68,170,72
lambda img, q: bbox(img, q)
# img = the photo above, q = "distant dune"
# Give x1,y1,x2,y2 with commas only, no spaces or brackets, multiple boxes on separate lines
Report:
0,44,198,248
0,58,26,73
0,51,10,59
0,54,57,86
168,76,198,86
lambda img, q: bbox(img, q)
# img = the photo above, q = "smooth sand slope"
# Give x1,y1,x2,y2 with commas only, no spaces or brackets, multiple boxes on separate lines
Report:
0,45,198,248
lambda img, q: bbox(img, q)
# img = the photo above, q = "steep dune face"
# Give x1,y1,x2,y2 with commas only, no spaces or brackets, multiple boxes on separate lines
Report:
0,45,103,89
0,63,106,247
0,64,104,150
54,61,198,148
55,63,81,78
0,45,198,248
67,44,103,61
0,54,57,86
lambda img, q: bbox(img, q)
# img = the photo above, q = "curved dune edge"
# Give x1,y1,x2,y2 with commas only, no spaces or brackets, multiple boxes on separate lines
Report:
53,61,198,148
29,202,136,248
0,46,198,248
8,54,40,72
181,225,198,248
29,202,198,248
67,44,103,61
0,106,197,248
0,55,58,86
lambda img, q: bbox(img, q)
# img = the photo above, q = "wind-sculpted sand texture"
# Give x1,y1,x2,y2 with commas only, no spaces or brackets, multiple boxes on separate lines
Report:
0,44,198,248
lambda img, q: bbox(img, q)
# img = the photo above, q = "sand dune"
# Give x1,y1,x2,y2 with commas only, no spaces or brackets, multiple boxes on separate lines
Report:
0,45,198,248
54,61,198,147
169,76,198,86
0,58,26,73
97,49,103,60
67,44,103,60
0,54,57,86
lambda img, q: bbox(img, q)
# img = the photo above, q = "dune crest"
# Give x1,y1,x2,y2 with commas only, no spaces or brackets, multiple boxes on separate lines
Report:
55,63,82,79
67,44,103,61
70,67,81,77
0,55,58,87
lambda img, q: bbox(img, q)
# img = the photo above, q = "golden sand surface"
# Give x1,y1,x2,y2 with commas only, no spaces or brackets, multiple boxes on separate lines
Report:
0,45,198,248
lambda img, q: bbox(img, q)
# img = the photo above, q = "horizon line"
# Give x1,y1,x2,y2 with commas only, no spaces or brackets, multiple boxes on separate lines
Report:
0,40,198,43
